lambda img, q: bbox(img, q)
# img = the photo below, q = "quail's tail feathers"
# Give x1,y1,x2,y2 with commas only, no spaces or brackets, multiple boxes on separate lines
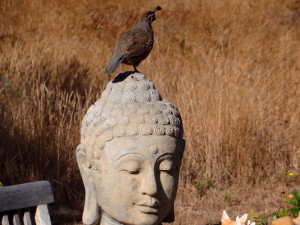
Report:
104,55,124,74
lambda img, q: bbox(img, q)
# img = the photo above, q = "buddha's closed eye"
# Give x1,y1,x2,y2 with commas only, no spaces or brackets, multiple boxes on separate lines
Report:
119,161,140,175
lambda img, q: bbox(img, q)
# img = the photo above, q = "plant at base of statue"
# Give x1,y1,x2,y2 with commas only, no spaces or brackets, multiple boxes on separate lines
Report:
0,182,3,188
285,189,300,218
248,210,267,225
273,189,300,220
221,210,255,225
272,191,289,220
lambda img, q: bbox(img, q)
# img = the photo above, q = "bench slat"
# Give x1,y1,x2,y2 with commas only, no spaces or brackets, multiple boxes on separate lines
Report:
35,204,51,225
13,213,21,225
0,181,54,212
2,215,10,225
23,211,32,225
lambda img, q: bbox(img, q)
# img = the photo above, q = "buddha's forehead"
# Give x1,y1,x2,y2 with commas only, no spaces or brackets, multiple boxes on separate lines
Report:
102,135,179,163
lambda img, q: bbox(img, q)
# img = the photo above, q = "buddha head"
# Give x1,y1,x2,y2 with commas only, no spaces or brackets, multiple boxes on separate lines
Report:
76,73,185,225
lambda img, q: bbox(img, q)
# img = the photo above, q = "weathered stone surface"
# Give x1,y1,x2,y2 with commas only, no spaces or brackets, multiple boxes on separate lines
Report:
293,213,300,225
76,72,185,225
272,216,293,225
271,213,300,225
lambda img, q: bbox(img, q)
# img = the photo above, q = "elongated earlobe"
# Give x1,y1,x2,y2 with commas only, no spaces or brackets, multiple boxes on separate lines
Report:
82,192,100,225
76,144,100,225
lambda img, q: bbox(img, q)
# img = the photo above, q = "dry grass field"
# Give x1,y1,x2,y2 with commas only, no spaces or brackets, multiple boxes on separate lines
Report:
0,0,299,224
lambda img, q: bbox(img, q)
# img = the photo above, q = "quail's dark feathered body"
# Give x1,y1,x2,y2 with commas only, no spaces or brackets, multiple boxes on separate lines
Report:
105,6,161,74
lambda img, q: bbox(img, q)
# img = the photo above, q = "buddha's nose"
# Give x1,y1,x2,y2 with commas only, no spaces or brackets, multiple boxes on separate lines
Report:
140,169,158,196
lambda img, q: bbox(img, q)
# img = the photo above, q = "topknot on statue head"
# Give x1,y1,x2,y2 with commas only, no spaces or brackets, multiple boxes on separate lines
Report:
80,72,184,169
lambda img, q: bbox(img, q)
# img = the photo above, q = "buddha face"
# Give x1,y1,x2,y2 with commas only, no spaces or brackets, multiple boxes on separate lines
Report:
92,135,182,225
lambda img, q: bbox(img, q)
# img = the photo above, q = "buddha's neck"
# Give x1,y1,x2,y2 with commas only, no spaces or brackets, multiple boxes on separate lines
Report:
100,213,123,225
100,212,163,225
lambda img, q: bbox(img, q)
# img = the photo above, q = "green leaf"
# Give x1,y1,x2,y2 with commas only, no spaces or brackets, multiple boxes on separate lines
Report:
287,207,299,212
287,207,300,218
0,182,3,188
284,200,297,206
293,189,300,202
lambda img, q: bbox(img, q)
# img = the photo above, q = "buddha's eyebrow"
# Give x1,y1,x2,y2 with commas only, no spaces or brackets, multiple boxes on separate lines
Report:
115,152,143,162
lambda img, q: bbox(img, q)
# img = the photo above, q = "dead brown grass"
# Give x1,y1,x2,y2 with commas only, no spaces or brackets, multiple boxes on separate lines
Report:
0,0,299,224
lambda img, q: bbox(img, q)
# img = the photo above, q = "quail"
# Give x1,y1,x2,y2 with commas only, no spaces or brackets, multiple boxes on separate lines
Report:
104,6,161,74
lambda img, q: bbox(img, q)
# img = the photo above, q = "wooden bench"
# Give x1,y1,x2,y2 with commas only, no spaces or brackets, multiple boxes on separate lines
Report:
0,181,54,225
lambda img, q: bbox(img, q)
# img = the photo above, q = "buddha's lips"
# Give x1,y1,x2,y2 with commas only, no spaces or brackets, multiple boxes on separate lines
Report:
134,199,161,207
134,199,161,213
135,204,160,214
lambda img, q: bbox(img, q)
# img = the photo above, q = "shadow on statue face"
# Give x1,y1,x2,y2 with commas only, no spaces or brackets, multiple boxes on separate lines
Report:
89,135,182,225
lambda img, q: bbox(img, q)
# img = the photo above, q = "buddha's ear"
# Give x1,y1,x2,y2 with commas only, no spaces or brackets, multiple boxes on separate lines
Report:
76,144,90,174
76,144,100,225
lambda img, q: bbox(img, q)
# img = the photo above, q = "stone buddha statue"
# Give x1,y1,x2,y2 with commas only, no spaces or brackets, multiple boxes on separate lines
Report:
76,73,185,225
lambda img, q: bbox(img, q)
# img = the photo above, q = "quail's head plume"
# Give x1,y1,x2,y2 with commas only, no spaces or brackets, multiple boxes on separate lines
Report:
104,6,162,74
139,6,162,23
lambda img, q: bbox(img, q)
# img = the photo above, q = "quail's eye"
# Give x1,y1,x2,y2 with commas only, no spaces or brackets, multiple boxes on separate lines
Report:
148,14,155,22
